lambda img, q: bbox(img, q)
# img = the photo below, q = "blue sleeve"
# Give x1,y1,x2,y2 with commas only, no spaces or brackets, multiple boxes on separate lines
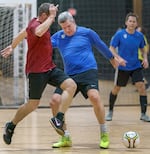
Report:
51,33,58,48
89,29,114,60
110,31,120,48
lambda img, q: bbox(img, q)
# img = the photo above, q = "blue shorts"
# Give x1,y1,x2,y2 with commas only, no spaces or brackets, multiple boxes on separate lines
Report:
28,67,69,99
54,69,99,99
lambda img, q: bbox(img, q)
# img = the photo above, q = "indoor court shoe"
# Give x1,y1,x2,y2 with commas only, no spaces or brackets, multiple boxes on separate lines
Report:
99,132,110,149
105,110,113,121
140,114,150,122
50,117,64,136
3,122,14,145
52,136,72,148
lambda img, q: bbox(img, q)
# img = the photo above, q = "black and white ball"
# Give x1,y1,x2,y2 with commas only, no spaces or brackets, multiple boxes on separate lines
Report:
122,131,140,148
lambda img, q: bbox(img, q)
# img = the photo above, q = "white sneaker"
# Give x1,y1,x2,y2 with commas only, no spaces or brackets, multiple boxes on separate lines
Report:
140,114,150,122
105,111,113,121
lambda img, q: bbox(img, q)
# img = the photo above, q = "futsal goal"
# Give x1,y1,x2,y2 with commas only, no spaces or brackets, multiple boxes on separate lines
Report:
0,2,34,106
0,0,149,108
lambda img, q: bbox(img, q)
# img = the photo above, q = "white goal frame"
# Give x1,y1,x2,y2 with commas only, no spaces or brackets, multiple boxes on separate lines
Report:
0,1,36,106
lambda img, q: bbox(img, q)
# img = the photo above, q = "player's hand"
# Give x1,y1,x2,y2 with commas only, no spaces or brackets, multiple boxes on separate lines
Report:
142,58,149,69
109,57,119,68
49,4,59,19
115,56,127,66
110,56,127,69
1,45,13,58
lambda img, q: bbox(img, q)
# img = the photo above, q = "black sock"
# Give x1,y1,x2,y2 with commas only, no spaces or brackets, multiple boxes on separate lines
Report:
56,112,64,121
109,92,117,111
140,95,147,114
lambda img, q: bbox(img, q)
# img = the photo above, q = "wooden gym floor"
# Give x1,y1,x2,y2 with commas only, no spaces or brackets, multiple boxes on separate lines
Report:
0,106,150,154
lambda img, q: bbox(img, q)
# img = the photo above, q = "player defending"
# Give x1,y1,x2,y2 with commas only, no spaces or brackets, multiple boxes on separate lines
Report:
1,3,76,145
1,10,125,148
49,11,126,148
106,12,150,122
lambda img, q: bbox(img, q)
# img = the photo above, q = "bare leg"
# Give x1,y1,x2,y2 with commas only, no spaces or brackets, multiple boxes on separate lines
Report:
50,78,76,135
50,93,72,148
88,89,105,124
12,100,40,125
3,99,40,145
59,78,76,113
87,89,109,148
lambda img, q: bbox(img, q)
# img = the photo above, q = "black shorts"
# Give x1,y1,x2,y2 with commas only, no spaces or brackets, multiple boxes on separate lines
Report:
54,69,99,99
115,68,144,87
28,67,69,99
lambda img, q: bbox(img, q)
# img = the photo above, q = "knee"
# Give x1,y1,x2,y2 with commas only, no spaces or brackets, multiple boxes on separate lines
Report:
68,78,77,92
136,82,146,95
49,94,61,108
112,86,121,95
61,78,77,93
89,93,99,105
28,100,40,111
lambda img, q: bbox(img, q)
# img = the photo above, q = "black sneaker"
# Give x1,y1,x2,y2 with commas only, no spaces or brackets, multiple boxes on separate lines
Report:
50,117,64,136
3,122,14,144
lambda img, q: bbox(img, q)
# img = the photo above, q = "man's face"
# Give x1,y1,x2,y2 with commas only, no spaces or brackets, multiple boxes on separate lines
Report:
125,16,138,31
40,13,49,22
59,20,76,36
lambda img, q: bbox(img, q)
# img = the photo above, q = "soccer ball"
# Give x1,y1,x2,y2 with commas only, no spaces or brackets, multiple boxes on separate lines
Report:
122,131,140,148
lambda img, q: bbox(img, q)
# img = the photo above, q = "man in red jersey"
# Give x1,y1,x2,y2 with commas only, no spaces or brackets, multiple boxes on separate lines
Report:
1,3,76,145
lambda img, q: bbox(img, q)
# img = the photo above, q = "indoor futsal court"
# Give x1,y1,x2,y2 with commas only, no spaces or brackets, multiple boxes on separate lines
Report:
0,0,150,154
0,106,150,154
0,80,150,154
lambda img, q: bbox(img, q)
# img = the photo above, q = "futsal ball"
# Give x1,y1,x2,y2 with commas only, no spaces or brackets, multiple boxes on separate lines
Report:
122,131,140,148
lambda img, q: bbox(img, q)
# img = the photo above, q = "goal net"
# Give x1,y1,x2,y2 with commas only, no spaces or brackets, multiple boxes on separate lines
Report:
1,0,149,108
0,3,32,106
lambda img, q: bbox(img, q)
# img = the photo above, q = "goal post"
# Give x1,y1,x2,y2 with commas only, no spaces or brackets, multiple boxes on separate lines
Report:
0,2,35,106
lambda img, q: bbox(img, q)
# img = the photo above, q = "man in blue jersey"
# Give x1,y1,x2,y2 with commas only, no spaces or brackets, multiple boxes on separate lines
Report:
49,11,126,149
105,12,150,122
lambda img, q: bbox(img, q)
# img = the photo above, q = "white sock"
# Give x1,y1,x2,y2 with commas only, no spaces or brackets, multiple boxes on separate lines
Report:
64,130,70,137
100,124,107,133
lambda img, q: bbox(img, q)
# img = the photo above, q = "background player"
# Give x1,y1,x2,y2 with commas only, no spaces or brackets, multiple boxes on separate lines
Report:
106,12,150,122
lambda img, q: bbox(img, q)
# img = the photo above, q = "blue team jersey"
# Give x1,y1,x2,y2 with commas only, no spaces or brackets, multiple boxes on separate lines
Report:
110,29,145,71
51,26,113,75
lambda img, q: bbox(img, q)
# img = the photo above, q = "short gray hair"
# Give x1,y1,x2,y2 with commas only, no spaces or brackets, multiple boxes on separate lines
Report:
58,11,74,24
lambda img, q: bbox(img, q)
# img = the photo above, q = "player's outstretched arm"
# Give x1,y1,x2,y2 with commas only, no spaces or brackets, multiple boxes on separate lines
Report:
0,28,27,58
109,46,127,67
0,45,13,58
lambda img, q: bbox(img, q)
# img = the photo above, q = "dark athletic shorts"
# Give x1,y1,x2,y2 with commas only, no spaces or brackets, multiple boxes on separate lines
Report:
115,68,144,87
28,67,70,99
54,69,99,99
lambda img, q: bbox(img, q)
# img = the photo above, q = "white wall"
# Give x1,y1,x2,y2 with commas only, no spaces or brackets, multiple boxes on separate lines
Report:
0,0,37,18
